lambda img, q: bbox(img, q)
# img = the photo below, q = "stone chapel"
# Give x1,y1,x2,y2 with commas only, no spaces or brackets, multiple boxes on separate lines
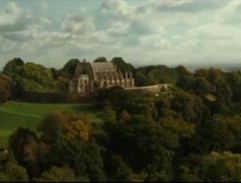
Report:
68,60,135,95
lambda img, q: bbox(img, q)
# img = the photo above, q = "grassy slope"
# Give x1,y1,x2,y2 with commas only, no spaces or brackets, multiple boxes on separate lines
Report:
0,101,102,148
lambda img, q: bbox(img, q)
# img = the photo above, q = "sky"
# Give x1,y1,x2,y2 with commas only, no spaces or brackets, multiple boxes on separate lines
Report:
1,0,241,70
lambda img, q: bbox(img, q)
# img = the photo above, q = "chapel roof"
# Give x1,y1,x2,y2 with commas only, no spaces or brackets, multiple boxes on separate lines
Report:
90,62,115,71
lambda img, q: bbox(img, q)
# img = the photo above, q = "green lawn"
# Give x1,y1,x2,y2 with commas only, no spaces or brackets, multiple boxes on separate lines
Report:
0,101,102,148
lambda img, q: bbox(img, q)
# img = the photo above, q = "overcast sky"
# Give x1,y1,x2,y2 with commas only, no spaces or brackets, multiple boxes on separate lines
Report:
1,0,241,69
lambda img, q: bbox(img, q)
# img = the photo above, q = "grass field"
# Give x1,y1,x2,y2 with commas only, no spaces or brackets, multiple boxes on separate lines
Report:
0,101,102,148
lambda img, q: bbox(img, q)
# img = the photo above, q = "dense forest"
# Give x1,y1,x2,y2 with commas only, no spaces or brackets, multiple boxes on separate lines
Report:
1,57,241,182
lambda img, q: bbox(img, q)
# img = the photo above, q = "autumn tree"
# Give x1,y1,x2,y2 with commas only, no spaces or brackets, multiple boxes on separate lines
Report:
38,110,106,181
8,128,49,178
0,76,10,103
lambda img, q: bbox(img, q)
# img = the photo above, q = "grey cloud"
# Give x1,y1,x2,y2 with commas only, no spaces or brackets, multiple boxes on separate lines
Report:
0,2,32,32
154,0,229,13
61,9,95,34
2,31,34,42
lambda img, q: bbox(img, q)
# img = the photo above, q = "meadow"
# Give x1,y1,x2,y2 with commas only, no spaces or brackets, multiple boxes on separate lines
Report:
0,101,102,148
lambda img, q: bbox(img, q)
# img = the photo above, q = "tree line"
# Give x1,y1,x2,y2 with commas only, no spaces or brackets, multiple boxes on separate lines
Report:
0,57,134,102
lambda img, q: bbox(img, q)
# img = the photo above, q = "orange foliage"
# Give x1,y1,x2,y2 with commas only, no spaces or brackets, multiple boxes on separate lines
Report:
65,119,90,141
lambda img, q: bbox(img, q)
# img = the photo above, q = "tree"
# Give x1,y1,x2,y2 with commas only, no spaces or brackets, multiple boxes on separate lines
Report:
176,152,241,182
61,59,80,78
226,71,241,102
194,77,212,94
175,65,192,76
134,71,147,86
99,105,116,123
38,110,91,143
0,161,29,182
205,118,236,151
0,77,10,103
135,65,178,86
107,154,137,182
38,110,106,181
34,166,79,182
3,58,24,77
106,114,178,180
14,62,56,92
8,128,49,178
0,151,29,182
94,57,107,63
111,57,134,73
171,92,207,124
159,117,195,139
63,139,106,181
194,68,209,78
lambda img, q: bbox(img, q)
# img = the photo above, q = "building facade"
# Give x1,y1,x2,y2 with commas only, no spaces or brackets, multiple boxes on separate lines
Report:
68,60,135,95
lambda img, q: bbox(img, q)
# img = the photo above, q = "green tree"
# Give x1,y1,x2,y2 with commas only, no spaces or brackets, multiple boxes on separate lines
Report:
111,57,134,73
14,62,56,92
175,65,192,76
194,77,212,94
38,110,106,181
34,166,79,182
94,57,107,63
99,105,116,123
177,152,241,182
205,119,236,151
226,71,241,102
171,92,208,124
106,114,178,180
194,68,209,78
61,59,80,78
0,151,29,182
159,117,195,139
135,65,178,86
3,58,24,77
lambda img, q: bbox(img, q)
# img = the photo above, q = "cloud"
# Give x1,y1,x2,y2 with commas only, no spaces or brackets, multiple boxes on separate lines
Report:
60,8,95,34
1,0,241,70
107,21,130,36
139,34,170,49
152,0,229,13
99,0,134,17
0,2,32,32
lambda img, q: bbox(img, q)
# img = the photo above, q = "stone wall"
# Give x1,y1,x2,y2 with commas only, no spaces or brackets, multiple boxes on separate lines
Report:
125,84,172,93
21,91,94,103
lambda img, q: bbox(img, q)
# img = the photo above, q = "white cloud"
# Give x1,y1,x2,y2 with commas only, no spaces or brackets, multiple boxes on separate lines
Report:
139,34,170,49
152,0,229,13
0,2,32,32
107,21,130,36
60,9,95,34
99,0,134,17
1,0,241,70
